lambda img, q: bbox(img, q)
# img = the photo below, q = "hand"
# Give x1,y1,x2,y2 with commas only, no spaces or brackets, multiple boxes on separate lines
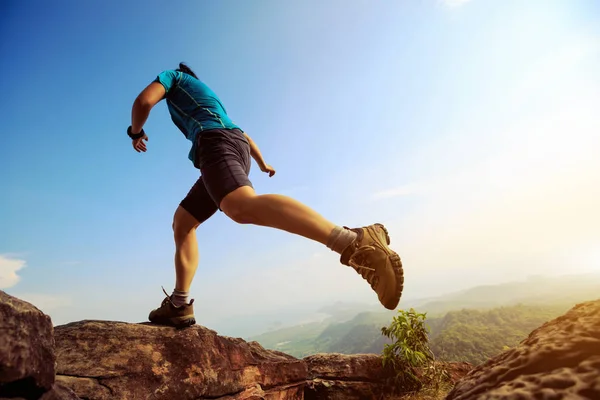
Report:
260,164,276,177
132,135,149,153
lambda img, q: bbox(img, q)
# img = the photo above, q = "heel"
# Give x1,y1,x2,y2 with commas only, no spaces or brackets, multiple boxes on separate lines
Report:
389,253,404,298
376,223,391,245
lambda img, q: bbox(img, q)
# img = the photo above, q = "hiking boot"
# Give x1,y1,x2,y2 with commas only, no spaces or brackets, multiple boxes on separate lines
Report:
340,223,404,310
148,287,196,329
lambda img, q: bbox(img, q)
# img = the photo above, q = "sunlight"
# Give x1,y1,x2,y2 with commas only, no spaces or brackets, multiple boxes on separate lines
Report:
580,245,600,273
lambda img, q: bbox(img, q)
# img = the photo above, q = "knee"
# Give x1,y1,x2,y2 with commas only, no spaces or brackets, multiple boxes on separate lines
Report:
172,208,200,240
220,186,258,225
173,219,192,240
221,199,254,225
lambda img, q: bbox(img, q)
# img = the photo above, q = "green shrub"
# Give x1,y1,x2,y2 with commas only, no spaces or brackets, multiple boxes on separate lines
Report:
381,308,448,392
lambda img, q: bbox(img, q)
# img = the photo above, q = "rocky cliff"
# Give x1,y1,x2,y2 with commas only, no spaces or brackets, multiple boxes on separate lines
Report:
0,291,80,400
446,299,600,399
0,291,469,399
2,290,598,399
54,320,306,399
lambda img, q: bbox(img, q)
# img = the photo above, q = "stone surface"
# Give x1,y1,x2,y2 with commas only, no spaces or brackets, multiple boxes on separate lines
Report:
446,299,600,400
217,382,305,400
39,383,81,400
0,290,56,398
54,320,307,400
8,290,598,400
304,354,472,400
305,353,396,382
304,353,395,400
442,362,473,385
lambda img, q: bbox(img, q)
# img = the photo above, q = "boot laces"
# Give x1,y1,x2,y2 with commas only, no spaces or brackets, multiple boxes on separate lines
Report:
349,246,378,289
160,286,174,307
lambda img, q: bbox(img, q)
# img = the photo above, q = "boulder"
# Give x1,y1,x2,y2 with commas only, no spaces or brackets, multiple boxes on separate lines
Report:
0,290,56,399
304,353,398,400
446,299,600,400
54,320,307,400
39,383,81,400
304,353,472,400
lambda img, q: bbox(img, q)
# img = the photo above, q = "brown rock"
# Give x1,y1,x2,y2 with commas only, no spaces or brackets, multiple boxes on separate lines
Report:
54,320,307,400
442,362,473,384
55,376,110,399
304,353,472,400
0,290,56,397
216,382,304,400
39,383,81,400
304,353,397,400
305,353,396,381
305,378,393,400
445,299,600,400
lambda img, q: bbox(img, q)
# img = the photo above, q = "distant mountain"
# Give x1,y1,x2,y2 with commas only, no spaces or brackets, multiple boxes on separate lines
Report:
212,300,377,338
411,273,600,316
250,310,396,357
248,273,600,360
428,303,571,364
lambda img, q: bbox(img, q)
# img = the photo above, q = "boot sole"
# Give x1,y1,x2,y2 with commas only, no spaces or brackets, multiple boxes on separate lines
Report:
376,223,404,310
150,315,196,329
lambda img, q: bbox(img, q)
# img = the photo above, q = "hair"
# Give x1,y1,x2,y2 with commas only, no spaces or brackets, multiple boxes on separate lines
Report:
176,62,198,79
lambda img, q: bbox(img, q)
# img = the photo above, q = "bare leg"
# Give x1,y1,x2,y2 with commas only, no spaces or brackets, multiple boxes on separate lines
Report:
172,206,201,292
219,186,337,244
193,185,403,311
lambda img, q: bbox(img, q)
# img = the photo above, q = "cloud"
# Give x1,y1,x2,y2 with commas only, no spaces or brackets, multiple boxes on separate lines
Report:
0,255,26,289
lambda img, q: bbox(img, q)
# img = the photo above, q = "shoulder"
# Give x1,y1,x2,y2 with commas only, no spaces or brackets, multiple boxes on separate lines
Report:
154,70,182,92
157,69,180,80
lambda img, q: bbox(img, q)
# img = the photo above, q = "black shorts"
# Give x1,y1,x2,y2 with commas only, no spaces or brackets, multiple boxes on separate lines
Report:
180,128,253,223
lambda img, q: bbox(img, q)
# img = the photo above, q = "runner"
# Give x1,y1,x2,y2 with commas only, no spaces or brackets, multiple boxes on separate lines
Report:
126,63,404,328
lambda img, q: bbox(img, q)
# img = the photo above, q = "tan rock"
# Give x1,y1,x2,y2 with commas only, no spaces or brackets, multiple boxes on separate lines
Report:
0,290,56,397
39,383,81,400
54,320,307,400
446,299,600,400
305,353,472,400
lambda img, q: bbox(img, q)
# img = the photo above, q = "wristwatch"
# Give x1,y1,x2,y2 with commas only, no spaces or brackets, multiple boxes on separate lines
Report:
127,126,146,140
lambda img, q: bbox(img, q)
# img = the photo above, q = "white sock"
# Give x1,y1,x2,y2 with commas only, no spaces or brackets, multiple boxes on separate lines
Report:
170,289,189,307
326,226,358,254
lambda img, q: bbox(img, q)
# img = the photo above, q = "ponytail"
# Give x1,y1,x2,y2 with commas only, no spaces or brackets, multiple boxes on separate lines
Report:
176,62,198,79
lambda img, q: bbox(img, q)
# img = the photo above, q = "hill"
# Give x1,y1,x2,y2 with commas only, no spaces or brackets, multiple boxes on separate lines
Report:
402,272,600,316
249,273,600,363
428,303,570,364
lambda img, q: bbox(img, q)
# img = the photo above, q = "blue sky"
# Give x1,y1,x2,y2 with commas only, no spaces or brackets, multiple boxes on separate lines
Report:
1,0,599,336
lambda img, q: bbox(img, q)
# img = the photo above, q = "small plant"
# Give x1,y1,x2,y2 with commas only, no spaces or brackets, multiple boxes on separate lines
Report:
381,308,449,394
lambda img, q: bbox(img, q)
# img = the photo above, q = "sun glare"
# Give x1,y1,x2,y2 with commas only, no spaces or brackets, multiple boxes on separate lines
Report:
575,245,600,273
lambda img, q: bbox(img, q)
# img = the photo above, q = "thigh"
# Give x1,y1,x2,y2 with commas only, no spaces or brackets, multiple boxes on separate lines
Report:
197,129,253,208
201,156,253,210
179,176,219,224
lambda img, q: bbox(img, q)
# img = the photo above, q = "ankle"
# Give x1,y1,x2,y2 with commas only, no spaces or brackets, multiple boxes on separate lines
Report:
170,288,189,307
326,226,358,255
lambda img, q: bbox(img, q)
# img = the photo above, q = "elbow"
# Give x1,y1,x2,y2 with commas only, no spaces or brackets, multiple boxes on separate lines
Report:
134,97,154,110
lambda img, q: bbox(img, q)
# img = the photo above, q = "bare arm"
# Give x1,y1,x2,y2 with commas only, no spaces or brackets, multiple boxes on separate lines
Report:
131,82,166,133
243,132,276,177
243,132,267,169
128,82,166,153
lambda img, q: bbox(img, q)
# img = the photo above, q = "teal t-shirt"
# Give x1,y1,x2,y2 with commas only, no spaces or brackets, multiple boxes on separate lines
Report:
154,70,241,166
